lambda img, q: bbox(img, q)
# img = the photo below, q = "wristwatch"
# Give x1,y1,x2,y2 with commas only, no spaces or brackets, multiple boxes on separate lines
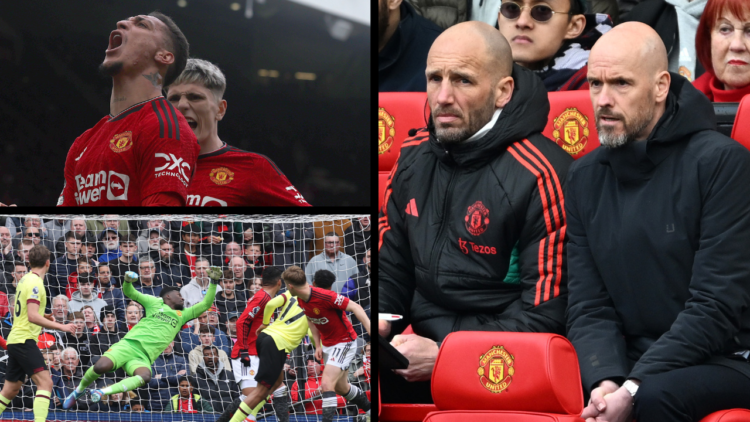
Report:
622,380,639,397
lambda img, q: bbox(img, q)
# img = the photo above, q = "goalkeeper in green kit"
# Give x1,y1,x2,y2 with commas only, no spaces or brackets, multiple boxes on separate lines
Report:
63,267,222,408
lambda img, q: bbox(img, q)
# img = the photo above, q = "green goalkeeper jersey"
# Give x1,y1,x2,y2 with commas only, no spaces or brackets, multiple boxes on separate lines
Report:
121,281,217,363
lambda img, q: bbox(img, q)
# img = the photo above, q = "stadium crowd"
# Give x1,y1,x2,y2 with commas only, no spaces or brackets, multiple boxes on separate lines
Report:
0,215,370,417
379,0,750,420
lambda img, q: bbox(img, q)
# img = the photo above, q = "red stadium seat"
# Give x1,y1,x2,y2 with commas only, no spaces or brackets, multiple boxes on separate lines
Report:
700,409,750,422
731,94,750,150
544,91,600,160
379,171,389,211
378,92,429,171
425,331,584,422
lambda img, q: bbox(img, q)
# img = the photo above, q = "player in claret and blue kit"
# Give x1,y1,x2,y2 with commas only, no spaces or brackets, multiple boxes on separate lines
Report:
58,12,200,206
63,266,222,408
166,58,310,207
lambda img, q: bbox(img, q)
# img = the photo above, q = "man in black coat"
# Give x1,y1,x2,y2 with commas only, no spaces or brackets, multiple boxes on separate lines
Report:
379,21,572,403
194,346,239,413
567,22,750,422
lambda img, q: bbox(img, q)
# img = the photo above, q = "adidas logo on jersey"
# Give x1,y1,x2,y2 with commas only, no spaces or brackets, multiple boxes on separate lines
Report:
186,195,228,207
74,171,130,204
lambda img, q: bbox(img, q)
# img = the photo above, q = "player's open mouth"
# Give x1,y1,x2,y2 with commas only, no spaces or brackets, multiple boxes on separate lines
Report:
186,117,198,130
107,31,124,52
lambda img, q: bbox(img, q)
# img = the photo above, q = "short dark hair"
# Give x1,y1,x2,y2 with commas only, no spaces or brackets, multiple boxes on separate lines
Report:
203,345,219,355
160,286,180,298
72,311,84,321
199,325,212,335
78,273,94,285
261,266,283,287
76,256,90,266
282,266,307,287
313,269,336,290
65,231,83,242
148,11,189,87
120,233,137,244
325,232,338,238
28,245,50,268
178,376,193,386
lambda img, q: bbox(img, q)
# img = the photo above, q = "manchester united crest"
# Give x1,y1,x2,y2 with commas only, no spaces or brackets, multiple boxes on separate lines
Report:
378,107,396,155
465,201,490,236
477,345,515,394
109,131,133,153
552,108,589,156
210,167,235,186
313,308,321,315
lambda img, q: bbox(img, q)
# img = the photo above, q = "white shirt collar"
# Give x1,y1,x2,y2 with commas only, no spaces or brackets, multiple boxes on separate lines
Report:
465,109,502,143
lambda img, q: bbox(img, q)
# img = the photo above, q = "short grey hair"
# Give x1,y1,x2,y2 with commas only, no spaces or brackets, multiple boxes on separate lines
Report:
168,58,226,102
62,347,79,360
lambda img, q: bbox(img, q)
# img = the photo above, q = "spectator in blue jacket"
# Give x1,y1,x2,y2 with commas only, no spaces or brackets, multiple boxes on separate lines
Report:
341,249,371,339
147,341,189,411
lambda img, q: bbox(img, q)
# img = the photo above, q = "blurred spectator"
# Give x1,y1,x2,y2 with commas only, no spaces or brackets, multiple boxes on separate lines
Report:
155,240,191,288
3,261,26,296
44,343,64,373
623,0,707,82
407,0,469,29
64,311,92,366
130,399,149,412
51,295,71,324
80,305,101,334
166,376,214,413
226,313,239,343
692,0,750,101
133,257,163,297
46,231,82,298
108,234,140,285
87,215,130,238
55,218,89,258
175,223,209,277
80,232,99,263
341,249,371,339
59,347,88,410
16,239,33,265
343,217,370,270
89,386,129,412
291,356,346,415
147,341,189,412
207,306,222,330
12,217,55,252
126,302,143,330
137,219,169,258
3,217,22,236
90,307,126,360
244,243,267,275
69,273,107,318
44,218,70,256
188,325,232,374
40,346,64,409
379,0,443,91
181,258,223,310
304,233,358,293
97,228,122,263
96,263,127,324
272,222,314,269
222,241,243,266
347,343,371,393
0,227,14,274
179,311,231,357
215,270,247,332
194,346,239,413
229,256,255,287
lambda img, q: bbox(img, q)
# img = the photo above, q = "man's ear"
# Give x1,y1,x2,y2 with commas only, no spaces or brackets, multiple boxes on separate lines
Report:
217,100,227,121
564,14,586,40
494,76,514,109
655,70,671,103
155,49,175,66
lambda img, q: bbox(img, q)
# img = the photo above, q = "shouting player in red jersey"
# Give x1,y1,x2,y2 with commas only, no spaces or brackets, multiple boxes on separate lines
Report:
165,58,310,206
287,269,371,422
58,12,199,206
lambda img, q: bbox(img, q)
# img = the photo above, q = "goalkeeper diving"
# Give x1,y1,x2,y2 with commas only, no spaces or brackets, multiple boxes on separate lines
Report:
63,266,223,408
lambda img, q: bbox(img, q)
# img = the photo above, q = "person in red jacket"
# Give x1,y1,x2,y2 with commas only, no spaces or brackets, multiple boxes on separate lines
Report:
58,12,199,206
291,356,346,415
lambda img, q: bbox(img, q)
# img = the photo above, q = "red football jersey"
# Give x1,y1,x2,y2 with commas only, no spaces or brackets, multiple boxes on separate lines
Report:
58,97,199,206
186,143,310,207
298,287,357,347
231,290,272,357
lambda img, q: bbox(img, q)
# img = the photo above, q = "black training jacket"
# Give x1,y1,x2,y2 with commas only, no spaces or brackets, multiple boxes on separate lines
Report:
379,64,573,343
566,75,750,392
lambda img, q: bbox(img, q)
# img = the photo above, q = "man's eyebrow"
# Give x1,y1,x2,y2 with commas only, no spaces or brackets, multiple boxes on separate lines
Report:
133,16,152,28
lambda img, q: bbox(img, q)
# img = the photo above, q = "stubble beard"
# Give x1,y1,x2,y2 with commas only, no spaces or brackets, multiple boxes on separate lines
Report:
99,61,124,78
597,100,655,149
433,93,497,145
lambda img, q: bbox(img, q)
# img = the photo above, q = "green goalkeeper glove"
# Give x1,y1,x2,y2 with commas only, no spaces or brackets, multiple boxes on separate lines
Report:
207,266,222,284
123,271,139,284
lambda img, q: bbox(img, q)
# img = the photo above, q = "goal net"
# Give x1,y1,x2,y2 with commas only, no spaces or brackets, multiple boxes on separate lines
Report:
0,214,371,422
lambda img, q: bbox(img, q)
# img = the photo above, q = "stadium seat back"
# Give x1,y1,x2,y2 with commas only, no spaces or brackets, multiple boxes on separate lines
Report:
731,94,750,150
379,92,429,171
432,332,583,415
699,409,750,422
544,91,600,160
424,411,584,422
379,171,389,212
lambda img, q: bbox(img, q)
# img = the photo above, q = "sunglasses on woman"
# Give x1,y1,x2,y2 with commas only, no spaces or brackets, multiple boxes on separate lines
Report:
500,2,571,23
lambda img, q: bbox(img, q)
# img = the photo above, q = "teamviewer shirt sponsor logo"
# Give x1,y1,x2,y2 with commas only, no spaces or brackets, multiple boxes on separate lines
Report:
74,171,130,204
154,153,191,187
